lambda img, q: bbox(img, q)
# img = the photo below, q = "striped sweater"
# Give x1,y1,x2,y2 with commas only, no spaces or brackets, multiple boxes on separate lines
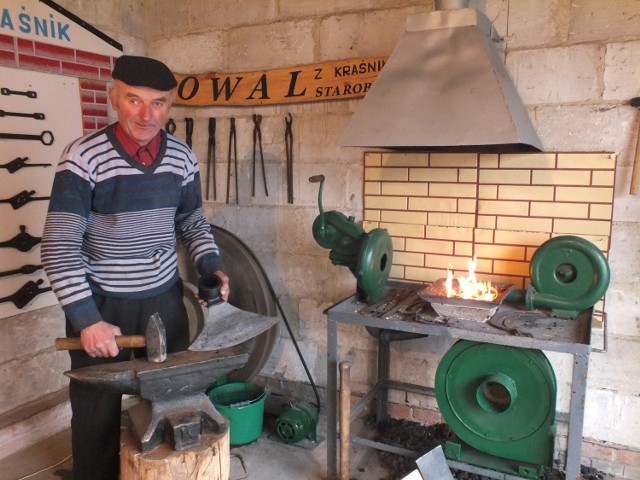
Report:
41,124,223,332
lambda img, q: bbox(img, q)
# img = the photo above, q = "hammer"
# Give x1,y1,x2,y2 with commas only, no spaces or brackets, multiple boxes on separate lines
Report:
630,97,640,195
55,312,167,363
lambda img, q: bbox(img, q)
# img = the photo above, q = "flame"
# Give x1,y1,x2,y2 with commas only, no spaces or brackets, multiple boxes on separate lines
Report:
445,256,499,301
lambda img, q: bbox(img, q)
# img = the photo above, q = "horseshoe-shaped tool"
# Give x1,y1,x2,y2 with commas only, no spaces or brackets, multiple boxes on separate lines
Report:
185,117,194,148
165,118,176,134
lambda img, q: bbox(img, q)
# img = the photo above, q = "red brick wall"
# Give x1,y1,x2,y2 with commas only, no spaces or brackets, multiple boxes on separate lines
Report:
0,33,114,134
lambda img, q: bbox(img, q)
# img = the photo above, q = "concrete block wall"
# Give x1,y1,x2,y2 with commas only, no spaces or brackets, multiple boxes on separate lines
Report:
43,0,640,477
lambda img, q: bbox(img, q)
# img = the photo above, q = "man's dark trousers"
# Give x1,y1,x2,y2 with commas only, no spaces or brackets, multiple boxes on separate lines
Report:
67,281,190,480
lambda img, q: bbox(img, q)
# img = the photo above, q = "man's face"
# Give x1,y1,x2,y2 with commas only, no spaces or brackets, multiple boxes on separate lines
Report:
109,80,173,145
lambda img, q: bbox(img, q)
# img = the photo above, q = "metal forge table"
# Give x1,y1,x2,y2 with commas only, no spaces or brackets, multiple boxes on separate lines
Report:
326,283,594,480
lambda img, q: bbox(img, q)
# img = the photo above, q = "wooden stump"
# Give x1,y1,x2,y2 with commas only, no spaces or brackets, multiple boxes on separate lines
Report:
120,427,230,480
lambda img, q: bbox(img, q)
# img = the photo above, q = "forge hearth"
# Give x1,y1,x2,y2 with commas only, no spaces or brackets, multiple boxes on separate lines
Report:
418,282,514,322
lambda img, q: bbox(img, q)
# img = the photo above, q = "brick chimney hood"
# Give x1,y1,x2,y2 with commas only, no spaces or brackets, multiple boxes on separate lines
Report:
339,7,542,152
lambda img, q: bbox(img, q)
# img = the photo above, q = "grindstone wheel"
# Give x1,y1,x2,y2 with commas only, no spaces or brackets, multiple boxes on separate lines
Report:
435,340,557,467
179,225,279,383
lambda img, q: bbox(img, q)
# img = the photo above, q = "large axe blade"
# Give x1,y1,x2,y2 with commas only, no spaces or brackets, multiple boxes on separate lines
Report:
188,301,279,352
145,312,167,362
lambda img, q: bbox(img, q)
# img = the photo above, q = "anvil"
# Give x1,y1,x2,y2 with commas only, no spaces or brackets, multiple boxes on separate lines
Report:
65,346,249,452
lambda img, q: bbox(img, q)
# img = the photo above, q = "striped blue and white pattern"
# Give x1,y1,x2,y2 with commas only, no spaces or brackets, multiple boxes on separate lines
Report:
41,125,222,331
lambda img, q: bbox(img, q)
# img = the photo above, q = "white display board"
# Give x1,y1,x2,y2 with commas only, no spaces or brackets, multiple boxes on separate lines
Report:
0,66,83,319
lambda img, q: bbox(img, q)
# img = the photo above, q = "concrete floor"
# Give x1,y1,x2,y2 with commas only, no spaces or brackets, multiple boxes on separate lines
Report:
0,409,392,480
0,406,623,480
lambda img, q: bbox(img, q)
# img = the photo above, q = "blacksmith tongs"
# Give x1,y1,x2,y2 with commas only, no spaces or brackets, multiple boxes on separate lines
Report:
206,117,216,200
252,114,268,197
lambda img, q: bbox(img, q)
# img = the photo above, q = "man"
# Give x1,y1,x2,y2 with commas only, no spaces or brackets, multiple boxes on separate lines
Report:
41,55,229,480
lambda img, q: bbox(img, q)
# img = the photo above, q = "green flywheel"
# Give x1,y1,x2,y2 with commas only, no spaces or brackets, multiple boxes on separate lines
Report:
530,235,609,302
356,228,393,303
435,340,557,468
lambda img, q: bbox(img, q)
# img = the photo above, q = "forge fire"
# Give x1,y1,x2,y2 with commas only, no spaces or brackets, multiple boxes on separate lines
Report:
434,257,499,302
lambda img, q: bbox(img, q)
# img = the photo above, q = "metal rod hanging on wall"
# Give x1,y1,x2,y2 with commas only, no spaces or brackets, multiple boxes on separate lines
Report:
284,113,294,204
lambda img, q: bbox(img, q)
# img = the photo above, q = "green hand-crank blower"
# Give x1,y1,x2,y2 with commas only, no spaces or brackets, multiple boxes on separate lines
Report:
309,175,393,304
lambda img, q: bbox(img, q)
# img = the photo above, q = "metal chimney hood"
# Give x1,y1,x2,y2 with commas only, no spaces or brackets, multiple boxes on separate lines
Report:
339,8,542,152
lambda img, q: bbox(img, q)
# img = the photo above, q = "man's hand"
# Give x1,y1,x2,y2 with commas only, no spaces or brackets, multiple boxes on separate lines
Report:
214,270,230,302
80,321,122,358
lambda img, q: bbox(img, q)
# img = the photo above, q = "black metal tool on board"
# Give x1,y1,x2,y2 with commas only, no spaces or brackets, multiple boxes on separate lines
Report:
226,118,238,204
285,113,294,204
1,87,37,99
0,157,52,174
0,226,42,252
0,110,45,120
0,264,43,278
0,130,54,145
252,114,268,197
0,279,51,309
185,117,194,148
206,117,216,200
0,190,50,210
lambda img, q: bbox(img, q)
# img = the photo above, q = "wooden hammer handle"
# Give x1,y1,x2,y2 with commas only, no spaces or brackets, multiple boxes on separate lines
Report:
55,335,146,350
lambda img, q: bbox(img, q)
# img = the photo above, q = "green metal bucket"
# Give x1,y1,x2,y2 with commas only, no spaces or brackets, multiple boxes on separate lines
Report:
208,382,267,446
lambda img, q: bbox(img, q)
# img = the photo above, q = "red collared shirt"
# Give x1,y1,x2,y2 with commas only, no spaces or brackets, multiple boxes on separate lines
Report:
113,123,162,166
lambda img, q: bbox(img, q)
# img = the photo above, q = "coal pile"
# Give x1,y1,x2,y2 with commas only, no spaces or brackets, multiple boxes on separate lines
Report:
375,418,608,480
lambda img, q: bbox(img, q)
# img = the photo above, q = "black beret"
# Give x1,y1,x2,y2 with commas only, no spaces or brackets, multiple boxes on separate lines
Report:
112,55,177,91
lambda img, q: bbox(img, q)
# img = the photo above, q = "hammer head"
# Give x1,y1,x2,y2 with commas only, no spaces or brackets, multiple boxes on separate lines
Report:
146,313,167,363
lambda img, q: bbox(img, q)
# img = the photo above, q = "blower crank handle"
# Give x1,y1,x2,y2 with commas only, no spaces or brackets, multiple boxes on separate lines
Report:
309,174,326,236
